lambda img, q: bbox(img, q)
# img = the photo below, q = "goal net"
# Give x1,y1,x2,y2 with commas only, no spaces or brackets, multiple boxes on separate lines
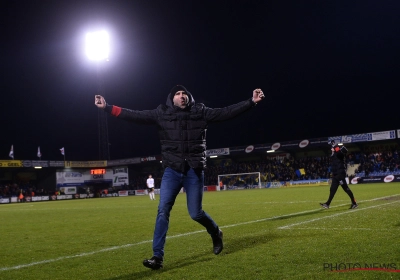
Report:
217,172,261,190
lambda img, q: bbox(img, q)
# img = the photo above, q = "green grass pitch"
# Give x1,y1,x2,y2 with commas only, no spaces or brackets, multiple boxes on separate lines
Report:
1,183,399,279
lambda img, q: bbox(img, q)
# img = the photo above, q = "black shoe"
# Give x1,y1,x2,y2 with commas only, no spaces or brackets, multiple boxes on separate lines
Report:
349,203,358,209
320,203,329,209
143,256,163,270
212,229,223,255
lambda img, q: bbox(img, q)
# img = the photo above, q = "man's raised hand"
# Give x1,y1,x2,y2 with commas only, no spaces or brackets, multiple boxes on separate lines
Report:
95,95,106,109
252,88,265,103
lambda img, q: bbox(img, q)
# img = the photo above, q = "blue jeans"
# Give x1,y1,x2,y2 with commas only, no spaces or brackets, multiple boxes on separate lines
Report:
152,167,219,258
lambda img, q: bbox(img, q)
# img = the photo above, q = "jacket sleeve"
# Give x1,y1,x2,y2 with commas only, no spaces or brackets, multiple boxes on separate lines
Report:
104,104,158,125
336,151,345,161
203,98,255,123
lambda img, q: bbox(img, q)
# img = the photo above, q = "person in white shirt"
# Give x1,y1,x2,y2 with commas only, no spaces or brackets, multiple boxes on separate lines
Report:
147,174,155,200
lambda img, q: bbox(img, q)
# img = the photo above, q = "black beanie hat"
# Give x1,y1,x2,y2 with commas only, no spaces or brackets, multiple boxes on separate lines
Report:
170,85,188,95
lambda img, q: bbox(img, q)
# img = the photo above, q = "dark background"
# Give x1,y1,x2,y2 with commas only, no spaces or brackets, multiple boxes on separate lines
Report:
2,0,399,161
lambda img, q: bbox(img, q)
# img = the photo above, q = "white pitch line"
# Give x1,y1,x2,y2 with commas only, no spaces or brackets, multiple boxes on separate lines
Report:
0,231,207,272
1,194,399,272
280,227,400,231
278,200,399,229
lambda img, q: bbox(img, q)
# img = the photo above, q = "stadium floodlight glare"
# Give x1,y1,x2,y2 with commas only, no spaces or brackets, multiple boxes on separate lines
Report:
85,30,109,61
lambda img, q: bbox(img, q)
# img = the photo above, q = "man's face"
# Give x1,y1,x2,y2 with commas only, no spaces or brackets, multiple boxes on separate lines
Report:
173,90,189,108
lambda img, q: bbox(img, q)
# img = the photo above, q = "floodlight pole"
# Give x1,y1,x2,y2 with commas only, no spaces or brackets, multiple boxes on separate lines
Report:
86,30,111,161
96,63,110,161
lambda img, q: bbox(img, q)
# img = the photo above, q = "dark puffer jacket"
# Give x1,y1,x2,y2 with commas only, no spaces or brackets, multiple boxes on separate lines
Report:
104,85,255,172
330,145,347,175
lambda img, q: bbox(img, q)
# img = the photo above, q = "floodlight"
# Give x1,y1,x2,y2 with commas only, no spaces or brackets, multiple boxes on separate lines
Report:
85,30,109,61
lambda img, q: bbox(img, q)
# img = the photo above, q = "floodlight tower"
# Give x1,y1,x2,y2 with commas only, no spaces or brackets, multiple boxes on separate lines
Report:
86,30,110,160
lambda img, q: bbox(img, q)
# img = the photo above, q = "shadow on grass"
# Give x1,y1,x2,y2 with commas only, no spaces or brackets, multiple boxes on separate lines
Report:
105,211,335,279
106,250,214,280
106,232,303,280
268,207,342,221
221,231,281,255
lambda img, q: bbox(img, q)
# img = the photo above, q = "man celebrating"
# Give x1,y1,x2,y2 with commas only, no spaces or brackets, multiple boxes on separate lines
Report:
95,85,265,269
147,174,155,200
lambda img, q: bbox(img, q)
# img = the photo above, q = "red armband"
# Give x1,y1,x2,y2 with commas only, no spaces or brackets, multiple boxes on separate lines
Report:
111,106,122,117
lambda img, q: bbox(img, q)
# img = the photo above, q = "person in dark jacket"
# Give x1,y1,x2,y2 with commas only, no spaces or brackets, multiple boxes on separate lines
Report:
320,141,358,210
94,85,265,269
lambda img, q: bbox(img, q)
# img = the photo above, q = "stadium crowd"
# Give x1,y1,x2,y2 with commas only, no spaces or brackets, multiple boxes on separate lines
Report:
203,148,400,185
353,150,400,176
1,147,399,196
117,144,400,188
0,182,48,198
204,156,331,186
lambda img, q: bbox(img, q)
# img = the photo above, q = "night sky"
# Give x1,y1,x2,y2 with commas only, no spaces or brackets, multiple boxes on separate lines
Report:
2,1,400,161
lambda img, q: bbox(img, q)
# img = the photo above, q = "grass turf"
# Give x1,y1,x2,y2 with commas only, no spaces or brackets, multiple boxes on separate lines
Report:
0,183,399,279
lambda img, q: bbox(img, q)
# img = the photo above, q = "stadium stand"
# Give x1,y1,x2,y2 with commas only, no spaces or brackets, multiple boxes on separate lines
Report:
1,135,399,201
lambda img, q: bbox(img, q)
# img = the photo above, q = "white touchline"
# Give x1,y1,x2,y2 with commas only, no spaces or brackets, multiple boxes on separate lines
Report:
0,194,399,272
281,227,400,231
277,200,399,229
0,241,150,272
